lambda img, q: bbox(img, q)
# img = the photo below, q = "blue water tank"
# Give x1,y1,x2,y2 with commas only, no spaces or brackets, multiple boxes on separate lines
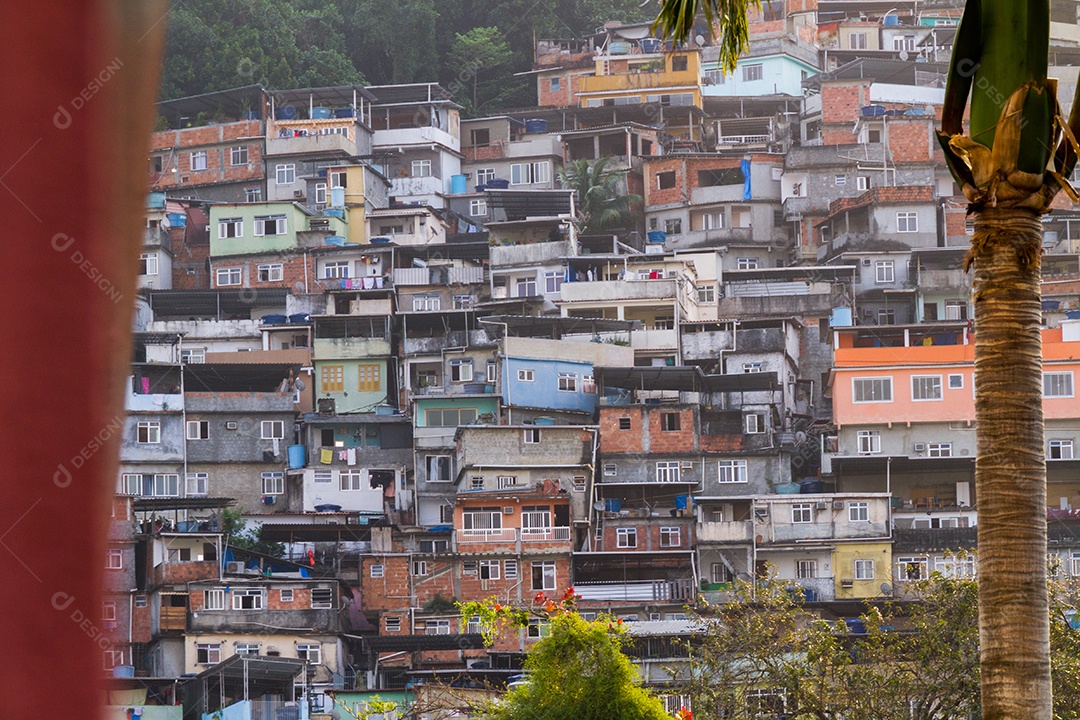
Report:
112,666,136,678
487,178,510,189
830,307,853,327
261,314,288,325
311,107,331,119
334,107,355,118
451,174,468,194
167,212,187,227
331,187,346,207
288,313,311,324
640,38,663,53
647,231,667,244
147,192,166,209
883,14,900,26
800,480,825,494
323,208,345,220
370,236,391,245
324,236,346,246
674,495,689,510
604,498,622,512
609,41,632,55
845,618,867,634
276,105,298,120
524,118,548,134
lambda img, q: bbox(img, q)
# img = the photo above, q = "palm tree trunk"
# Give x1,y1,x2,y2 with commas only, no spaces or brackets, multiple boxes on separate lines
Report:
971,206,1051,720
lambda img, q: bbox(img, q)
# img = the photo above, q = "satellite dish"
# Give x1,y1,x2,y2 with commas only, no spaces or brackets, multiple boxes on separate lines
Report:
880,583,893,596
695,34,706,46
593,501,605,511
898,50,909,61
795,431,808,444
294,378,306,391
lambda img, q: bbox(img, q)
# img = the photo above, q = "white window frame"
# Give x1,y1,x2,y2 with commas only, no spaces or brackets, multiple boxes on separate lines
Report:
848,501,869,522
510,161,551,185
1044,372,1074,398
314,182,327,205
275,163,296,185
737,257,759,270
857,175,871,191
450,359,474,382
197,643,221,665
745,413,766,434
370,564,384,578
411,159,432,177
796,560,818,579
532,560,556,591
834,174,846,186
557,372,578,392
479,559,501,580
261,421,285,439
1049,439,1074,460
190,150,207,171
235,643,260,656
216,267,242,286
426,455,453,483
475,168,496,185
656,461,681,482
544,270,564,294
257,263,283,282
874,260,895,284
469,198,487,216
231,588,264,610
517,368,535,382
385,616,401,632
718,459,748,483
911,375,943,402
792,503,813,524
515,275,537,297
412,560,429,577
140,252,159,276
185,472,209,497
849,32,867,49
505,559,519,579
230,145,248,166
186,420,209,440
137,421,161,444
857,430,881,454
660,526,681,547
524,428,542,444
280,589,294,603
927,442,953,457
340,470,364,491
204,588,226,611
412,295,440,311
853,377,893,403
742,63,763,81
616,527,638,548
854,559,875,580
253,214,287,236
897,212,918,233
297,643,322,664
948,373,964,389
106,549,123,569
261,472,284,495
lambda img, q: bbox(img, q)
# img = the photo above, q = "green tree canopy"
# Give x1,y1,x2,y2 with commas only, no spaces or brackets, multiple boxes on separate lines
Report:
558,157,643,234
448,27,514,114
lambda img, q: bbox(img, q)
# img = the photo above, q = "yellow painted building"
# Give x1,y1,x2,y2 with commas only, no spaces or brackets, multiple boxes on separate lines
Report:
833,540,893,600
578,50,703,109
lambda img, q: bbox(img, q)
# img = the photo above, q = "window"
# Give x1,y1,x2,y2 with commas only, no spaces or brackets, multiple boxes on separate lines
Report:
340,471,364,491
480,559,501,580
857,430,881,454
427,455,452,483
152,474,179,497
275,164,295,185
854,559,875,580
261,472,284,495
912,375,943,401
412,560,429,577
257,263,283,282
558,373,578,392
135,595,147,608
549,77,561,92
137,421,161,444
704,69,725,85
235,644,260,656
664,218,682,235
517,369,535,382
357,364,381,392
893,34,916,52
834,174,846,186
527,619,552,638
737,257,759,270
949,373,964,389
1050,440,1074,460
945,300,968,320
413,295,440,311
697,284,715,303
424,407,478,427
544,271,564,294
411,159,432,177
497,475,519,489
204,589,225,610
469,198,487,216
701,211,725,231
462,508,503,535
524,428,542,444
106,549,123,569
792,503,813,523
150,155,163,173
450,359,474,382
185,473,208,497
857,175,872,191
742,362,763,373
616,527,638,548
1044,372,1074,398
313,470,332,484
511,161,551,185
190,151,207,171
469,128,490,147
848,501,869,522
875,260,895,283
656,171,676,190
321,365,344,393
849,32,867,49
896,556,928,581
197,644,221,665
853,377,893,403
254,215,287,236
475,168,496,185
671,55,688,71
370,564,384,578
656,461,681,482
330,170,347,189
654,412,681,432
216,267,242,286
742,63,763,81
719,460,748,483
796,560,818,579
261,421,285,439
297,644,322,664
516,275,537,297
897,212,918,233
502,560,519,580
186,420,209,440
660,526,681,547
745,413,766,434
877,307,896,325
385,616,401,632
232,589,263,610
230,145,248,165
532,561,556,591
139,252,158,276
927,442,953,457
314,183,327,205
245,186,261,202
280,589,294,603
618,417,632,431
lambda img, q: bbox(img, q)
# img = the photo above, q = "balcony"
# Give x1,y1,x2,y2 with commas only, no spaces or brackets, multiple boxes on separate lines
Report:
403,330,496,356
266,131,357,158
522,527,571,542
184,392,294,413
560,278,677,304
146,319,262,339
374,126,459,152
457,528,518,543
689,184,752,206
792,576,835,602
893,526,978,552
125,392,184,412
697,520,754,543
575,578,696,602
189,607,343,633
393,266,485,286
390,175,445,199
579,68,700,95
312,336,391,359
713,291,843,320
664,227,753,249
490,240,573,268
629,328,678,351
917,267,970,290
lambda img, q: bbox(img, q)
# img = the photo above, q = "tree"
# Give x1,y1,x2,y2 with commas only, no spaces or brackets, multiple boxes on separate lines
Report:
460,589,670,720
448,27,513,114
558,157,643,234
653,0,758,72
221,508,285,558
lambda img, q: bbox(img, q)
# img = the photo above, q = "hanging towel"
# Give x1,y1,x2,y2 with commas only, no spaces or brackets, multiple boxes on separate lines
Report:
320,448,333,464
338,450,348,461
141,377,150,394
271,437,280,456
347,448,357,466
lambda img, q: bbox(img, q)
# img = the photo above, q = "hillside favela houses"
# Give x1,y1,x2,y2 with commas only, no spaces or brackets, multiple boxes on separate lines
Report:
105,4,1080,718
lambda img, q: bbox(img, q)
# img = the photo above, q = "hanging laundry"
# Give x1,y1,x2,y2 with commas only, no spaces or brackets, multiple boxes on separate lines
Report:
320,448,333,464
347,448,357,466
141,377,150,394
271,438,280,456
338,450,348,461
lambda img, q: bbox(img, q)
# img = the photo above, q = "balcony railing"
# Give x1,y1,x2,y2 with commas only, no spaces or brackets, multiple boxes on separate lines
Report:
696,520,754,543
458,528,518,543
522,527,571,542
575,578,696,602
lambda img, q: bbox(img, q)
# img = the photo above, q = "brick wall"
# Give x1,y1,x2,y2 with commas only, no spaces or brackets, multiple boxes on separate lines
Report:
821,83,868,124
647,408,697,454
643,157,685,207
150,121,265,190
599,406,644,454
887,119,935,163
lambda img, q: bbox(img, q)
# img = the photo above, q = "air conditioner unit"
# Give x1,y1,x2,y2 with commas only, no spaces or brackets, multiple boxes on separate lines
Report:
503,507,514,515
753,505,769,518
649,613,661,621
263,495,276,505
913,442,926,453
862,258,872,266
225,421,239,430
294,190,305,198
815,501,829,510
832,500,845,510
841,578,854,588
681,461,694,469
226,561,246,574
